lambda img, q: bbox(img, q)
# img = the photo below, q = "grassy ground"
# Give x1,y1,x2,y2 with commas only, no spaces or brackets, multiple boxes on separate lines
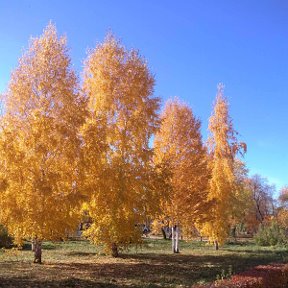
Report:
0,238,287,287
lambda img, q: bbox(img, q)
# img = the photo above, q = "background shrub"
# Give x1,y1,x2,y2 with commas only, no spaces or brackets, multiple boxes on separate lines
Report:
254,221,287,246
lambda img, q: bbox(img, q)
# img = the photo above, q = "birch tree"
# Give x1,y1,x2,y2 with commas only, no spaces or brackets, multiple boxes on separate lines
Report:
81,35,160,257
154,98,211,253
202,84,246,250
0,23,86,263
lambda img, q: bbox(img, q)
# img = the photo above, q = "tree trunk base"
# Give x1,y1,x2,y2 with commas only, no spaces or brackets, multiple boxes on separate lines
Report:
172,225,180,253
33,240,42,264
161,227,167,240
111,243,119,258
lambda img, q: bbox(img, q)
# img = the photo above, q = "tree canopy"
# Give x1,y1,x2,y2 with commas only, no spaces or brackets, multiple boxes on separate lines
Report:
81,35,160,256
0,23,86,262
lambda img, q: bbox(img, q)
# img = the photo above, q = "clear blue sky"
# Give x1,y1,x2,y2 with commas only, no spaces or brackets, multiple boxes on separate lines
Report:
0,0,287,193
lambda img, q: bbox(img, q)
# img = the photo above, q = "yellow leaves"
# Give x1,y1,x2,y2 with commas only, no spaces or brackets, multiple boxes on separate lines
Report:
0,24,251,255
277,209,288,230
202,84,246,246
81,34,160,252
154,99,210,230
0,23,86,243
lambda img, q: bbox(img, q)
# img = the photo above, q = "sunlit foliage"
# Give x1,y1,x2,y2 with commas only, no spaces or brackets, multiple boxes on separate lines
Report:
154,98,211,251
81,34,160,256
0,23,86,261
201,84,246,248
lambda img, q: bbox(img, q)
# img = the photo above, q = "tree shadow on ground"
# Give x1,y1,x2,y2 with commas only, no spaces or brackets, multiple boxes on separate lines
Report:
0,250,287,287
66,251,98,257
0,277,121,288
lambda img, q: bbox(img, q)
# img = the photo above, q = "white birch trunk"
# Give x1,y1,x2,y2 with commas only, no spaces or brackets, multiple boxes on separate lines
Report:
172,225,180,253
31,239,35,252
175,225,179,253
171,226,175,253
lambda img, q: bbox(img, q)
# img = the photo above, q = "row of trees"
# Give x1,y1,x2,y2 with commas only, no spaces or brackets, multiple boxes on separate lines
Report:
0,23,285,263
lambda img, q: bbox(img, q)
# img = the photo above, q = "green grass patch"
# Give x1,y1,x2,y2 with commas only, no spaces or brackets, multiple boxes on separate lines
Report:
0,238,287,287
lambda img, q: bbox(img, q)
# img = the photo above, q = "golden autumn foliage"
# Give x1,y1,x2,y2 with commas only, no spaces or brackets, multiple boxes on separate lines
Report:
153,99,211,241
0,23,86,252
81,35,160,256
277,210,288,231
201,84,246,248
0,22,269,259
277,186,288,230
231,160,254,226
